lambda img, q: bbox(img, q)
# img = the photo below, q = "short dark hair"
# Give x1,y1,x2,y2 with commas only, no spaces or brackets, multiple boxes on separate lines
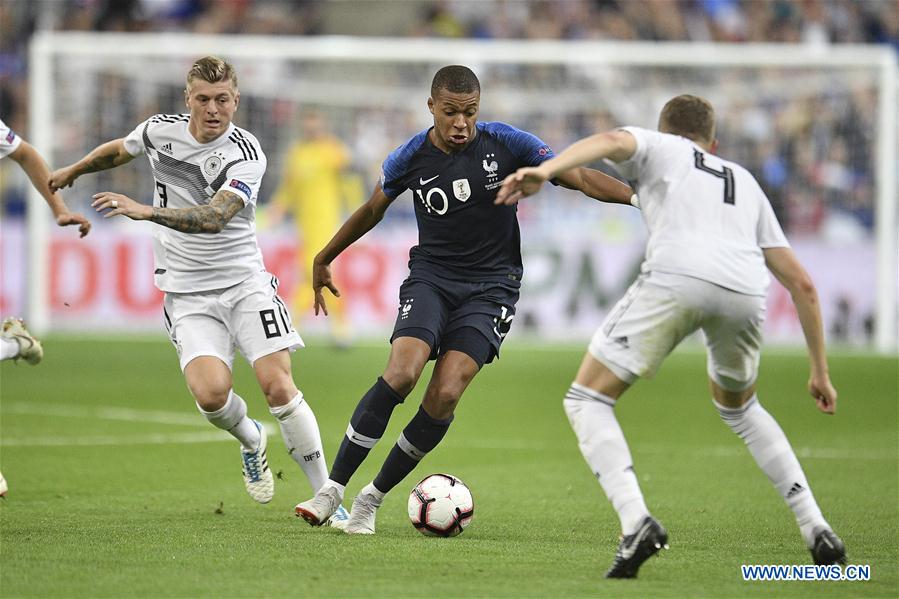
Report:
658,95,716,144
431,65,480,97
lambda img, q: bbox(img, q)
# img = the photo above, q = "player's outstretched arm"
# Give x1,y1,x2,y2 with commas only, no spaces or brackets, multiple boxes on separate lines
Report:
554,167,637,207
9,141,91,238
49,138,135,192
764,246,837,414
312,183,394,316
92,189,245,234
496,130,637,205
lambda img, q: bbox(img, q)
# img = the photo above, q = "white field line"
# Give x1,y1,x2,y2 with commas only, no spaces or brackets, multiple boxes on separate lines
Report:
4,402,204,426
440,439,895,461
2,402,894,459
2,431,232,447
1,402,277,447
639,444,896,461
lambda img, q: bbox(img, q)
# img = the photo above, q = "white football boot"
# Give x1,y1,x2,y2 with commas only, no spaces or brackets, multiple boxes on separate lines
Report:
344,491,382,535
2,318,43,365
240,420,274,503
295,485,342,526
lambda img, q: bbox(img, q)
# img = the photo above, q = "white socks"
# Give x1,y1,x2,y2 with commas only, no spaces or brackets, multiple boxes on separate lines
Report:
270,392,328,493
563,383,649,535
321,479,347,500
198,390,260,451
1,338,19,360
715,395,828,546
360,481,386,503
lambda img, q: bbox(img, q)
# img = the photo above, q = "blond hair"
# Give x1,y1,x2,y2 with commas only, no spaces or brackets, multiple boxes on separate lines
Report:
186,56,238,92
658,95,716,145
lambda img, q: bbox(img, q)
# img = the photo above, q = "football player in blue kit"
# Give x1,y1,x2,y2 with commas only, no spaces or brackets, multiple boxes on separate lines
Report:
296,65,638,534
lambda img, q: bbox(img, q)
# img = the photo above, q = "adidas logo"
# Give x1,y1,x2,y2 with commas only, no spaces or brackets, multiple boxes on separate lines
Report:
786,482,805,498
160,142,173,154
615,336,629,348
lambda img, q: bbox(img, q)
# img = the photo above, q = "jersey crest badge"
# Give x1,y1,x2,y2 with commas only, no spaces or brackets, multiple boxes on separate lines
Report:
453,179,471,201
203,152,225,177
482,153,499,180
5,129,15,144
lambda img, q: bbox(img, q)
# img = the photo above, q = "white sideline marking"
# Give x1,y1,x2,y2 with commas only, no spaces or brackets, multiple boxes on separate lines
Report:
441,439,894,461
1,402,278,447
2,431,232,447
637,444,895,461
4,402,204,426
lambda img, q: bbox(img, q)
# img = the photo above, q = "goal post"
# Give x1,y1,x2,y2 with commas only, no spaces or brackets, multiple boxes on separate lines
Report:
26,32,897,352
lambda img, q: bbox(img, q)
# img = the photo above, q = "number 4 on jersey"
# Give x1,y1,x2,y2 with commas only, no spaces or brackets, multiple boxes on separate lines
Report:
693,149,735,205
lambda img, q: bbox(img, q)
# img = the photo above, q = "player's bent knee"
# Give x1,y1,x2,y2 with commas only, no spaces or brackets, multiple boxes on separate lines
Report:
190,384,232,411
258,376,298,407
422,395,459,421
431,385,461,410
184,357,232,410
382,365,420,398
709,378,756,407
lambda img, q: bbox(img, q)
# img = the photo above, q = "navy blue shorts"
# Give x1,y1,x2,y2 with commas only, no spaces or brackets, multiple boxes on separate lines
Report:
390,274,519,368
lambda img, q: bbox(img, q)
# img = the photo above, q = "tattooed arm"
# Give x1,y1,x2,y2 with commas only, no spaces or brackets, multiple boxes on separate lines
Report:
49,139,136,192
91,189,246,234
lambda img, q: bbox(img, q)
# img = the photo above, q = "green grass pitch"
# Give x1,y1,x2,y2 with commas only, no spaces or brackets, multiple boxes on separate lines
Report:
1,338,896,597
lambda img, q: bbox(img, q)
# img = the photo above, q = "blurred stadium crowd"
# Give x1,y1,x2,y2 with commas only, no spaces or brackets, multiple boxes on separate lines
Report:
1,0,896,239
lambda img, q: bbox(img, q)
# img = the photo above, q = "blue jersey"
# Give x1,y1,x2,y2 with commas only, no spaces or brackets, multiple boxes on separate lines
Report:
380,121,554,282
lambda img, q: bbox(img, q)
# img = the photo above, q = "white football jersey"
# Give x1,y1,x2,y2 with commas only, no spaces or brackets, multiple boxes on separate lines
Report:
612,126,788,296
124,114,267,293
0,118,22,159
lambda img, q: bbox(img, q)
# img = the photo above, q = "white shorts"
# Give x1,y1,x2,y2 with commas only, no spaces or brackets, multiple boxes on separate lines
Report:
589,271,766,391
163,271,304,371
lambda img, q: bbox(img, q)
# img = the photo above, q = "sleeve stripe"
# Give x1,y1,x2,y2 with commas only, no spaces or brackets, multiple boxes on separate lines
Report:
228,133,249,161
230,129,259,161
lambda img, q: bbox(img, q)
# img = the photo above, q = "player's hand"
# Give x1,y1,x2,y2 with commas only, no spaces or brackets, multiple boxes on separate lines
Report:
56,212,92,238
808,372,837,414
494,167,549,205
91,192,152,221
48,167,78,192
312,261,341,316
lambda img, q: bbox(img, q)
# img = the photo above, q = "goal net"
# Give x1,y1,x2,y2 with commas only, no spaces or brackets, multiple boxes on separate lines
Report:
14,33,896,351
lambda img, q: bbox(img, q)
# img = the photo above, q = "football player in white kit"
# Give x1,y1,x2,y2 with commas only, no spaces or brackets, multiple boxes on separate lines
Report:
497,95,844,577
0,117,92,366
0,118,92,497
48,56,348,525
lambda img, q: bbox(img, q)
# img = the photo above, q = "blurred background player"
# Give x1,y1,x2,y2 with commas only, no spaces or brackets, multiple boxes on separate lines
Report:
268,109,361,347
498,94,845,578
0,116,92,497
46,56,347,524
295,65,636,535
0,117,91,365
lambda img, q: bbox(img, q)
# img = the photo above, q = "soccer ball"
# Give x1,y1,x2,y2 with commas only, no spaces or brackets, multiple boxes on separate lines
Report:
407,473,474,537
